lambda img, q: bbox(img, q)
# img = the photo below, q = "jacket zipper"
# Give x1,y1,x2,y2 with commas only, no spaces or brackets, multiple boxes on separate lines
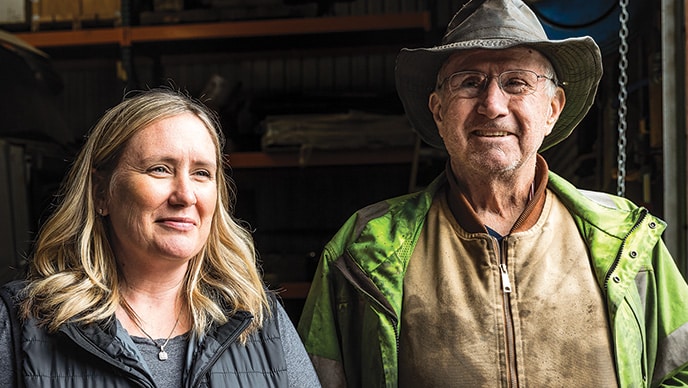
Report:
495,237,518,388
604,209,648,291
337,260,399,334
335,255,400,377
499,264,512,293
190,315,253,387
358,286,400,374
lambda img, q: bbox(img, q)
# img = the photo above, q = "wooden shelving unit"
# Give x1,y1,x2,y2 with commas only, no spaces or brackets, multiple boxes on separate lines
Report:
12,12,429,170
4,11,435,317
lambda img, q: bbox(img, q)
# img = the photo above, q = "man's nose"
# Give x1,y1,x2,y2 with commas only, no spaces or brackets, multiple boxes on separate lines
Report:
476,77,510,118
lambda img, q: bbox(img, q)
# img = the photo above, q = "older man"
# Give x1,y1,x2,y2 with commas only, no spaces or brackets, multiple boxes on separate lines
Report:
298,0,688,387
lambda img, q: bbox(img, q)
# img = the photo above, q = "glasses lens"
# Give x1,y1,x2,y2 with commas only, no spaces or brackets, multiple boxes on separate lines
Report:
443,70,543,97
498,71,539,95
446,72,487,98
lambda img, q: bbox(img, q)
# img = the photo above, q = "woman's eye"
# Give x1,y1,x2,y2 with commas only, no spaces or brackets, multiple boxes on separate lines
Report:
150,166,169,174
192,168,215,180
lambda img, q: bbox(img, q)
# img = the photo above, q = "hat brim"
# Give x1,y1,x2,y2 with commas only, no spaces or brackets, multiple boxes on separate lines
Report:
395,36,602,151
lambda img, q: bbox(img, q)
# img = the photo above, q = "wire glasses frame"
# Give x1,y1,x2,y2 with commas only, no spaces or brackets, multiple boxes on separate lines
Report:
437,70,562,98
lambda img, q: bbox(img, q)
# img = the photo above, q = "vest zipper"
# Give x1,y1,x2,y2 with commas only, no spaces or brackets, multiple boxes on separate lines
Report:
495,237,518,388
499,264,512,293
190,315,252,387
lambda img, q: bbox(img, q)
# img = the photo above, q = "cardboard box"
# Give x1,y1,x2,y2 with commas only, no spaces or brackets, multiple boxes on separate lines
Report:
0,0,27,24
153,0,184,12
32,0,80,24
31,0,121,29
82,0,121,21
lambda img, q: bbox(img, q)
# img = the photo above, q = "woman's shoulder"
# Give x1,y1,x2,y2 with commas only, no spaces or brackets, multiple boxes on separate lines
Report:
0,280,24,387
261,291,286,329
0,280,27,308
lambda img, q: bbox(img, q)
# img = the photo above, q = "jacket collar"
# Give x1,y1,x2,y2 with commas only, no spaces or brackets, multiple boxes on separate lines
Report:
185,310,253,386
445,154,550,234
56,308,254,387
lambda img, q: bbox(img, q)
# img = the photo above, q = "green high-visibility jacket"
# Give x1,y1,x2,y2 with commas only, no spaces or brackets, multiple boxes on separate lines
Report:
298,171,688,388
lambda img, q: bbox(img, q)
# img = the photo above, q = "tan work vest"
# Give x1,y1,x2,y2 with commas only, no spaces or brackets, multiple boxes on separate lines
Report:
398,189,618,387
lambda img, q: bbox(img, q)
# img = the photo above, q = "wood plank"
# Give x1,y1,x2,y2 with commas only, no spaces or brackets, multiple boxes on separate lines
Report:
277,281,311,299
16,12,430,47
15,27,124,47
227,149,414,168
128,12,431,42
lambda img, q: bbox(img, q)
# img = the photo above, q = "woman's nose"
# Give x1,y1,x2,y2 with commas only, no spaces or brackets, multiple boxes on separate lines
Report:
169,176,197,206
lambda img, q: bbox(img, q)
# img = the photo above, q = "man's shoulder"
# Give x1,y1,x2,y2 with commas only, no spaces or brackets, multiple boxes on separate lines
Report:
547,171,640,212
357,174,446,224
350,181,442,236
548,172,666,234
324,176,446,262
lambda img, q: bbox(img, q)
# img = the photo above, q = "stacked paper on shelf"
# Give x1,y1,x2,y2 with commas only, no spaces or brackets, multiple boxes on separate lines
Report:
260,111,415,152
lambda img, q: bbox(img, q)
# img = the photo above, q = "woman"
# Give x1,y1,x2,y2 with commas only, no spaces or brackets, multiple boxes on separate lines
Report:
0,87,321,387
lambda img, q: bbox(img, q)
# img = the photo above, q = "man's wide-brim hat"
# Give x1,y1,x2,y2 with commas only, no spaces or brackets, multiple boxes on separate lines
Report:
395,0,603,151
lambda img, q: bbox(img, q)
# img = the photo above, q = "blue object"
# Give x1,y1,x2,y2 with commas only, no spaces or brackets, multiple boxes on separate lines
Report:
527,0,649,55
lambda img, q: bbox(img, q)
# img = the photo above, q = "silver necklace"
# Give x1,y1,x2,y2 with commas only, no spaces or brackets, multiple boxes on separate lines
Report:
129,308,182,361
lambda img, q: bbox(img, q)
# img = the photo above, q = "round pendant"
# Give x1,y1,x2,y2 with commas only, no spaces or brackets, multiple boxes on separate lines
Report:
158,350,168,361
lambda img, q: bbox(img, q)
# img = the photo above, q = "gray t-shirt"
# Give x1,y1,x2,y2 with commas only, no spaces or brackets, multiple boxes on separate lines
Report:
0,298,320,387
130,332,188,386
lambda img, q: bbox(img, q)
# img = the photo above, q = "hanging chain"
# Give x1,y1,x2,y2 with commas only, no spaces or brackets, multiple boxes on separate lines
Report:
616,0,630,197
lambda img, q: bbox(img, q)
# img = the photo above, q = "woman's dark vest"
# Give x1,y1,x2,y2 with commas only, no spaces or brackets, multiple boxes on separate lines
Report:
0,280,288,387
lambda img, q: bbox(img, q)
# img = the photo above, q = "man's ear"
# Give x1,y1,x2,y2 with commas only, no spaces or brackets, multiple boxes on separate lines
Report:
92,168,109,216
429,92,443,123
545,87,566,135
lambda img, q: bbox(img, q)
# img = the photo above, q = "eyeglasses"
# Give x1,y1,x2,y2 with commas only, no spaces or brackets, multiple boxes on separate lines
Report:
438,70,559,98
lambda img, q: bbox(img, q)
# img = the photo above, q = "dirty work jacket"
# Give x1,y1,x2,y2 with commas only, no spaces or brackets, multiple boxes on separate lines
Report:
297,171,688,388
0,280,290,387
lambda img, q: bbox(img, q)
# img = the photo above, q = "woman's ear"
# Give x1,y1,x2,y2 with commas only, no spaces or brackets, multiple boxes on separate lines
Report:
92,168,109,216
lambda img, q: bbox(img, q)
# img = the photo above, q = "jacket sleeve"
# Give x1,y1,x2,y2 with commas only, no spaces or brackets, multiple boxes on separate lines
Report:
271,298,322,388
650,242,688,387
297,243,348,388
0,286,19,387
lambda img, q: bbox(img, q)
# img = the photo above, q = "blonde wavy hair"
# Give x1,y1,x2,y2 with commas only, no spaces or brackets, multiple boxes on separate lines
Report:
21,87,269,342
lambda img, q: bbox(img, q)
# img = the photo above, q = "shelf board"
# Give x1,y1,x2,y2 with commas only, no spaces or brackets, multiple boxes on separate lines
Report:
15,12,431,48
14,27,125,47
227,149,415,169
131,12,430,42
276,281,312,300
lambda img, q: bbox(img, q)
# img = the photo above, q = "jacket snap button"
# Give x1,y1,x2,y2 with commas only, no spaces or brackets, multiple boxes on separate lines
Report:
648,221,656,229
629,251,638,258
613,276,621,283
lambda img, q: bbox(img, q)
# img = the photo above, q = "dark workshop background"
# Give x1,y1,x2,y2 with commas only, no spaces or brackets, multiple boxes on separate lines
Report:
0,0,679,322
